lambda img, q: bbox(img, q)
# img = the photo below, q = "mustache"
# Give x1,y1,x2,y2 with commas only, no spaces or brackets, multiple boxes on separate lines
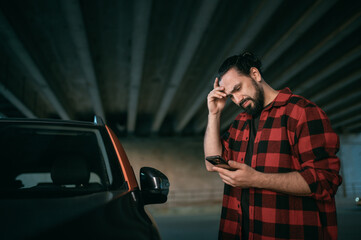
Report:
238,97,253,108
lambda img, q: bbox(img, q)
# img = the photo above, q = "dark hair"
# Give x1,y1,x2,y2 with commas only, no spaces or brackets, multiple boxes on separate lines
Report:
217,51,263,80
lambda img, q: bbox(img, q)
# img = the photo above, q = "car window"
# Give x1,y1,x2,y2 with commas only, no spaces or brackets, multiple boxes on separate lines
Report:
0,124,112,197
16,172,102,188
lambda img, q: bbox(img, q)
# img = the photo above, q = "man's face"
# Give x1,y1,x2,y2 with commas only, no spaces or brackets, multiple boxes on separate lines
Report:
219,68,264,115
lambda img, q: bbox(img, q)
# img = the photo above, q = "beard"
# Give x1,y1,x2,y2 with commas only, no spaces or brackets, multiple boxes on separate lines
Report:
238,78,265,116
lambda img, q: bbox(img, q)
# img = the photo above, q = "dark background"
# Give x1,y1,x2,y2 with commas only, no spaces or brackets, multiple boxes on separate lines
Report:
1,1,361,239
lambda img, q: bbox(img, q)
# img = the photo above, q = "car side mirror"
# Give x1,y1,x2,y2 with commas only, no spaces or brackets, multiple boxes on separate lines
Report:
140,167,169,205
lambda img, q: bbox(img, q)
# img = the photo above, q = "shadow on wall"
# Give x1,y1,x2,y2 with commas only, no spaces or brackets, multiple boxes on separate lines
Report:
120,137,224,214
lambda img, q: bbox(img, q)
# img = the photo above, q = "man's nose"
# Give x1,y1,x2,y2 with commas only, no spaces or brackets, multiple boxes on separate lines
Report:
233,94,244,105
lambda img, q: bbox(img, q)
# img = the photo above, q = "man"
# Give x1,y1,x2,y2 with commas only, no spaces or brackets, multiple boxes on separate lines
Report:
204,52,342,239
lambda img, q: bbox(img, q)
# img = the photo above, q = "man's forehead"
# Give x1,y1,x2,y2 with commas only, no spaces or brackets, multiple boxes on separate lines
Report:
220,68,242,83
219,79,238,96
218,75,232,87
219,78,225,86
219,71,240,87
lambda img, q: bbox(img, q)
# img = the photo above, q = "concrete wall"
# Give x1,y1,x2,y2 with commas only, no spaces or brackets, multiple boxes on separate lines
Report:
338,133,361,198
120,137,224,208
120,133,361,208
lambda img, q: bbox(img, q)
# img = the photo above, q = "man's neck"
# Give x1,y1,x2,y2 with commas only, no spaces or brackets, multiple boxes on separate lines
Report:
262,83,279,107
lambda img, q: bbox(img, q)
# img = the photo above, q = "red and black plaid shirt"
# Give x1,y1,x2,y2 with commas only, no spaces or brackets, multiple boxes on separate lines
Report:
220,88,342,240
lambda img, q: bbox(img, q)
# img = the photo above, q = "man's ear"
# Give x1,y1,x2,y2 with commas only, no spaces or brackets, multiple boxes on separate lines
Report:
250,67,262,82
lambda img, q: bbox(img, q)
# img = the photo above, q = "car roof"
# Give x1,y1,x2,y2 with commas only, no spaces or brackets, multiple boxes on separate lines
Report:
0,116,104,128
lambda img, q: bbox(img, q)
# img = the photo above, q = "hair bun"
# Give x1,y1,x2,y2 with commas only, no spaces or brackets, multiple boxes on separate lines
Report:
240,51,262,70
217,51,263,78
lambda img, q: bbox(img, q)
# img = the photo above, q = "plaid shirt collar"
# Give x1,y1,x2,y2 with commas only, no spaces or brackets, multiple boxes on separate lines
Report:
264,87,293,111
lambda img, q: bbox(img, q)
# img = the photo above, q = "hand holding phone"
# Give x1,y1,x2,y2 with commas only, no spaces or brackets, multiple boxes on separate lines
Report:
205,155,235,170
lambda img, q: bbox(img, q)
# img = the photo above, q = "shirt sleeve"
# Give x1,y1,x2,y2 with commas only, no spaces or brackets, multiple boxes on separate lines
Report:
295,105,342,201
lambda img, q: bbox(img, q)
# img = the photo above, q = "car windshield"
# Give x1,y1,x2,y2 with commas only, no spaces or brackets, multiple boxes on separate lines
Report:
0,123,112,198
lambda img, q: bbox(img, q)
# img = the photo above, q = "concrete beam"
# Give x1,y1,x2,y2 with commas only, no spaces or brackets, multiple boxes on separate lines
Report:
345,119,361,132
127,0,152,133
330,100,361,123
62,0,105,120
180,0,282,133
0,10,70,119
296,44,361,96
323,90,361,113
312,68,361,129
311,69,361,104
228,0,283,54
0,83,36,118
273,10,361,89
262,0,337,70
333,114,361,129
151,0,219,133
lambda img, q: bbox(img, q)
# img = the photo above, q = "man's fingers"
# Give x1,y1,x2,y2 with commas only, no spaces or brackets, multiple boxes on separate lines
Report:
221,179,234,187
219,172,231,181
213,78,225,92
210,78,226,99
213,77,219,88
218,172,236,187
228,160,243,168
209,88,226,98
213,166,232,176
213,92,226,99
218,172,233,184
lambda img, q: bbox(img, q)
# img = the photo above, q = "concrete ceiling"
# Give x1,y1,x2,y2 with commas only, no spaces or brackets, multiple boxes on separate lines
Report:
0,0,361,136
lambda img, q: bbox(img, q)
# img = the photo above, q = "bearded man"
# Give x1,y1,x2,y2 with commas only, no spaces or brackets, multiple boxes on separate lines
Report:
204,52,342,240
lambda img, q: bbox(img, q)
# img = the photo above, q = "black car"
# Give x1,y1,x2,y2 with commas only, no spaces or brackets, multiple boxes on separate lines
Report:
0,116,169,239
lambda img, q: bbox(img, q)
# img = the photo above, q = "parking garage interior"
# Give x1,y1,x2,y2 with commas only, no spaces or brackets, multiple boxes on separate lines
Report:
1,0,361,239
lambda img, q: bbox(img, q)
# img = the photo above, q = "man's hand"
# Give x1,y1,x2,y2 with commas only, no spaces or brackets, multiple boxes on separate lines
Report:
213,160,312,196
207,78,227,115
213,161,259,188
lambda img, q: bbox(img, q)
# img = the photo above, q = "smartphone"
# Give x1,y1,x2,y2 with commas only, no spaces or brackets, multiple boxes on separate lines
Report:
206,155,234,170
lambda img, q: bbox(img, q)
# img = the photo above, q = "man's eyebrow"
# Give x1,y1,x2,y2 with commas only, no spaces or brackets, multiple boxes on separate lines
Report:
226,83,242,97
